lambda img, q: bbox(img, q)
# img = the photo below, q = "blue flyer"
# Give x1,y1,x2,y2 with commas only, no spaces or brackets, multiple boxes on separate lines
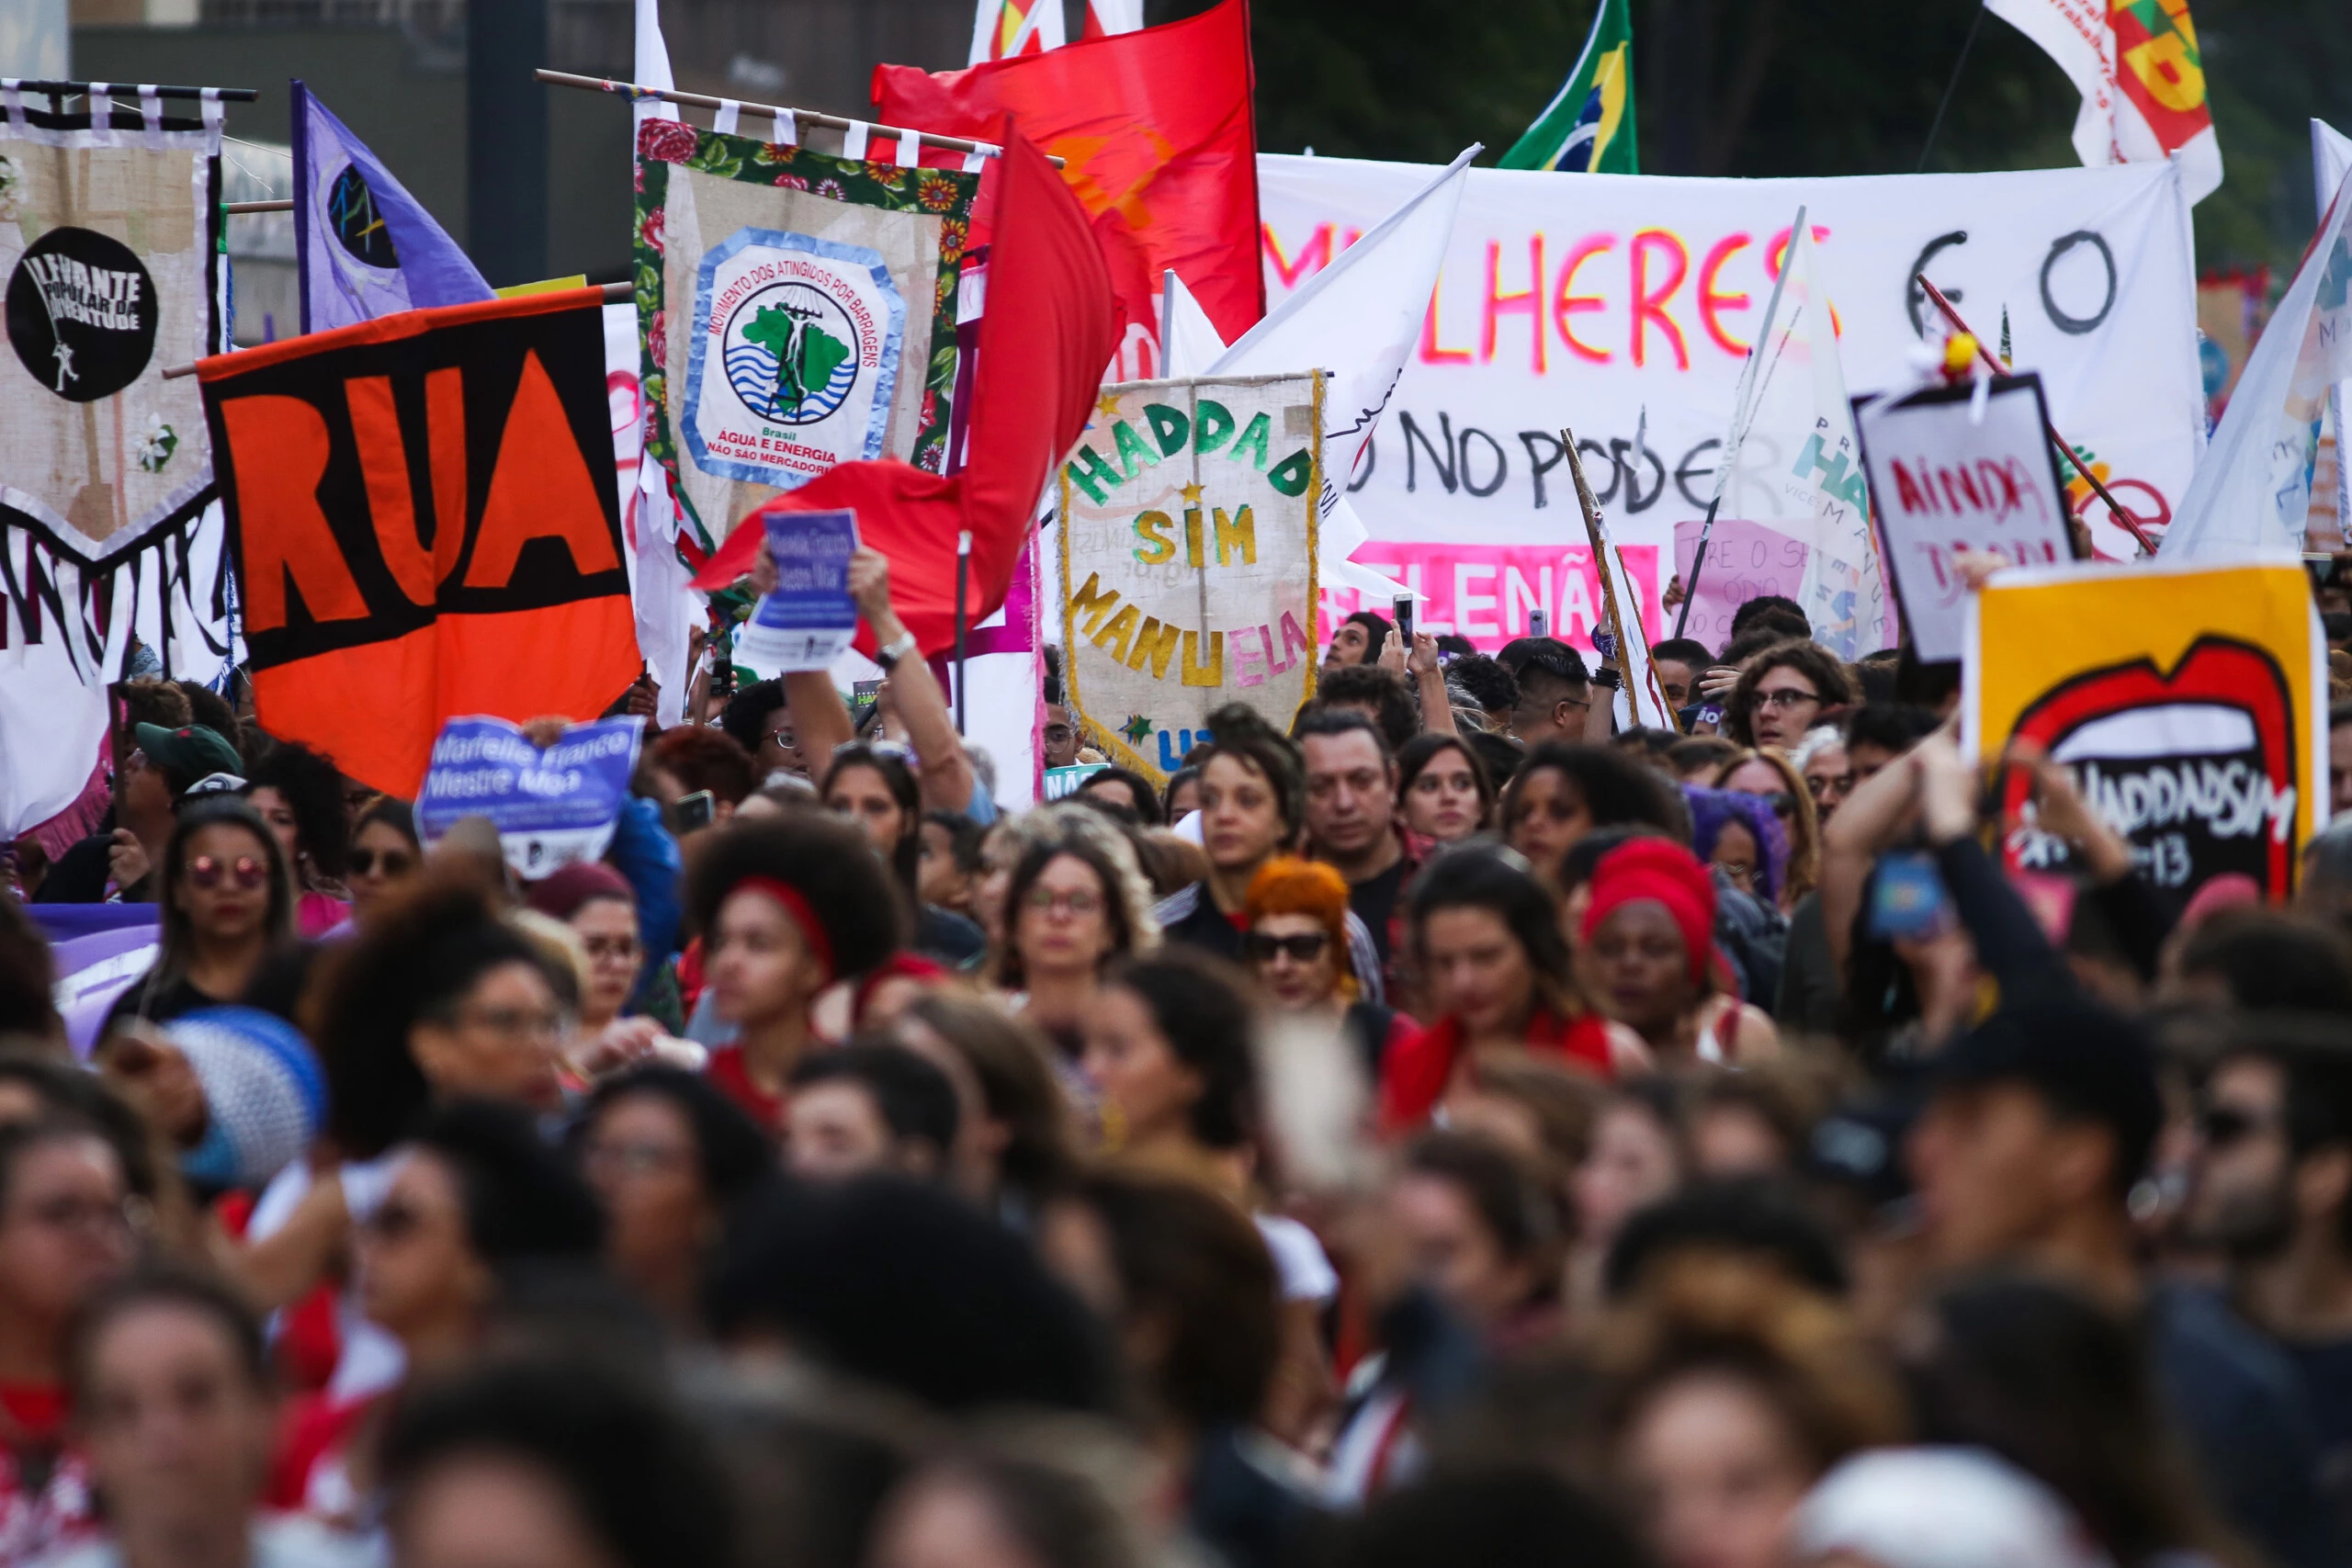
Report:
736,507,860,673
415,716,646,879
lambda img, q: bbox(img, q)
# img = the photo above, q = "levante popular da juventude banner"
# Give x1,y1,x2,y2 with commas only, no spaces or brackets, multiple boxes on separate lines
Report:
1060,373,1322,782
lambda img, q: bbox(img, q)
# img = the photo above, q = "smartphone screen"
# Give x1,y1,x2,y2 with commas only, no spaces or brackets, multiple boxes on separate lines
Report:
675,790,717,833
1868,851,1951,941
1393,595,1415,643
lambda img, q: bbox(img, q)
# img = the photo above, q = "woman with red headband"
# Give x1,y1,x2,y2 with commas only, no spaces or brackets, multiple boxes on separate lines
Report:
683,816,908,1132
1578,839,1780,1068
1380,846,1647,1131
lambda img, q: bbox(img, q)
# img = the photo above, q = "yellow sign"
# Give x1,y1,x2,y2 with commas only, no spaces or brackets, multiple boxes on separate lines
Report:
1966,557,2325,903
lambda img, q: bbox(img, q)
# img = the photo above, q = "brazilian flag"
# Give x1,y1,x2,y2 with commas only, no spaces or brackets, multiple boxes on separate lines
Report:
1500,0,1637,173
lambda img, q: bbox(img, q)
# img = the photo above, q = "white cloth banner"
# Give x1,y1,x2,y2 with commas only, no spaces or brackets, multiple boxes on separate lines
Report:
1259,154,2201,656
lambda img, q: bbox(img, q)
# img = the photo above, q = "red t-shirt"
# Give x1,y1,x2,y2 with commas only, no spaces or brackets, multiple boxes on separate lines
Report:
0,1387,62,1447
1378,1009,1614,1132
705,1044,786,1134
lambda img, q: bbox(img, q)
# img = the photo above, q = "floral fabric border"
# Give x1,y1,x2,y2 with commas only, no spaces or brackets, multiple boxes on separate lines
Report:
632,120,978,548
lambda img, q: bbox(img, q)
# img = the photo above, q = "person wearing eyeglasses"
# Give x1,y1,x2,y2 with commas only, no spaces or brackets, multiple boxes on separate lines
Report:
343,797,421,933
273,1100,604,1527
989,811,1158,1061
0,1117,141,1561
1242,857,1415,1081
1498,743,1687,886
719,678,808,784
524,861,694,1083
1712,749,1821,915
100,797,296,1042
571,1064,771,1333
1723,640,1856,753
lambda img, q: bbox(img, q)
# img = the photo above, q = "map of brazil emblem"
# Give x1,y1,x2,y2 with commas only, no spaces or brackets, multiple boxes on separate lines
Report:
684,229,906,489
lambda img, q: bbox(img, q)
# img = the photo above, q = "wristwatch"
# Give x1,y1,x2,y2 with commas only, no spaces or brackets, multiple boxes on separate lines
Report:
874,630,920,672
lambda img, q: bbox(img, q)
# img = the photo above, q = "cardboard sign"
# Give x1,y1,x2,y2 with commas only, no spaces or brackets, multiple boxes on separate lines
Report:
417,716,646,879
1965,556,2327,908
735,506,858,673
1060,372,1320,783
198,288,637,794
1044,763,1107,801
1673,516,1810,654
1855,374,2079,662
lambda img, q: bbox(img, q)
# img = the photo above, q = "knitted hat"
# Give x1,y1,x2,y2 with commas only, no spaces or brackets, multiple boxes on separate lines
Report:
165,1007,327,1190
524,860,635,922
1580,838,1718,986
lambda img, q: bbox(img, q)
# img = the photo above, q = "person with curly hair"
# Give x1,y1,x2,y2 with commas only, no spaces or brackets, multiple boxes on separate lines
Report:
823,744,986,965
243,739,355,937
682,814,906,1132
989,806,1159,1058
646,727,758,838
1592,1258,1905,1568
1498,742,1687,882
1724,639,1857,752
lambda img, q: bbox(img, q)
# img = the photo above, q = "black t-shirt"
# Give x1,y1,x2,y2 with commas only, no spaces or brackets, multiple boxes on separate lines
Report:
99,971,232,1037
915,904,987,967
1348,854,1410,977
30,834,125,904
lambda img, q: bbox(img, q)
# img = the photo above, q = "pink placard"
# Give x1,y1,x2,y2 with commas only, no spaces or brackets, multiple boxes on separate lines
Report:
1319,541,1665,659
1671,517,1809,654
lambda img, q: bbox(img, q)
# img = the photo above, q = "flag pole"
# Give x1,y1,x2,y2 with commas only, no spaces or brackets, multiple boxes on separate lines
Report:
533,70,1065,165
1565,427,1680,733
1914,274,2157,555
1672,494,1723,642
1916,0,1986,173
954,529,971,735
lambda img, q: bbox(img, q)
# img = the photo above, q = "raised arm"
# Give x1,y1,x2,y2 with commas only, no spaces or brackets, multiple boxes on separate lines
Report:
848,547,978,816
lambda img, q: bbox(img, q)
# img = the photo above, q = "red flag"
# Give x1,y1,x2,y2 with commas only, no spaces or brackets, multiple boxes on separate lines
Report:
693,130,1116,659
873,0,1262,372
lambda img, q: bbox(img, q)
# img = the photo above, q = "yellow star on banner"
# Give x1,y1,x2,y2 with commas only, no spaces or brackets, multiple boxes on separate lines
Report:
1095,390,1124,422
1180,481,1205,505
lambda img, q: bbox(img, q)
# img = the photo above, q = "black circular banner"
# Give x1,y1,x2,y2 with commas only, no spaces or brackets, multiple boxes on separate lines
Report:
6,227,159,402
328,164,399,269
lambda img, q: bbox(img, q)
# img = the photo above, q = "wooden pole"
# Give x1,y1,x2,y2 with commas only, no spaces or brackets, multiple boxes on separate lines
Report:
1913,273,2158,556
3,81,257,101
159,281,631,378
533,69,1065,166
222,200,292,214
1562,427,1680,733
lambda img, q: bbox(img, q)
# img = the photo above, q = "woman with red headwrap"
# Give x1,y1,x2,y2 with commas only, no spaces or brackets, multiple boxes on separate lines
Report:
1577,840,1780,1067
681,816,908,1132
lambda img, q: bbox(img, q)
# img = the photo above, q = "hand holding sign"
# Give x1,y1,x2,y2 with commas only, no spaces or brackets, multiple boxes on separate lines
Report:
417,716,646,880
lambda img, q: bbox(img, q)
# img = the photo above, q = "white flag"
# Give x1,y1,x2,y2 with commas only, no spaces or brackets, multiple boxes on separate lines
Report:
1210,148,1475,605
969,0,1066,64
1711,214,1888,659
1984,0,2222,205
2161,164,2352,560
1159,269,1231,380
1085,0,1143,34
634,0,678,125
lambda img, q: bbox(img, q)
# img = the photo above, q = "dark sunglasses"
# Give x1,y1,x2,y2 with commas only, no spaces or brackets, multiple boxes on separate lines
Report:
186,854,266,890
2199,1105,2276,1148
1763,791,1799,818
349,847,414,877
1246,931,1330,963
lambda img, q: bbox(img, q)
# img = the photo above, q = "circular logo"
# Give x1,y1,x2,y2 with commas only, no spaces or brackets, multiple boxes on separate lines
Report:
6,227,158,402
327,164,399,269
722,280,859,426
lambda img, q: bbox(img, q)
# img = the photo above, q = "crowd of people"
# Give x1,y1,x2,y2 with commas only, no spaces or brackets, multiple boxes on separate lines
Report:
5,546,2352,1568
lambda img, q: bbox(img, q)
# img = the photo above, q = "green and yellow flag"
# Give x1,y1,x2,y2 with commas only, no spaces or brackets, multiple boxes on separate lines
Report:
1499,0,1636,173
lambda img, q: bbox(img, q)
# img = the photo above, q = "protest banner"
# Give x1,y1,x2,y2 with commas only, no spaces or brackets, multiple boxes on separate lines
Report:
416,715,646,879
198,288,636,795
1044,763,1108,800
635,120,978,555
1985,0,2222,204
1853,373,2079,662
1258,155,2201,653
1060,372,1320,782
733,506,858,673
1965,556,2326,908
1,86,225,571
1673,517,1809,649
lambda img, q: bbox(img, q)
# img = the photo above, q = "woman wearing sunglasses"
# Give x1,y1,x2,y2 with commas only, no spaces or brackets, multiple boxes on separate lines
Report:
101,797,295,1040
1711,749,1821,915
1243,857,1416,1081
344,796,422,932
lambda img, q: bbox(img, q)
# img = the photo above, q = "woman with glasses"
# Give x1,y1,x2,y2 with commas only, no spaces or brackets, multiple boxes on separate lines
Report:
343,797,421,932
572,1064,771,1332
1396,733,1498,845
524,861,688,1075
1724,640,1857,753
102,797,295,1040
990,810,1159,1060
1711,749,1821,913
1243,857,1415,1080
0,1118,141,1560
1684,786,1792,915
1499,743,1688,885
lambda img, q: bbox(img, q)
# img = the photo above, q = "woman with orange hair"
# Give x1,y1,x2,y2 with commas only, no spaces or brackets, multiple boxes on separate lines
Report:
1244,856,1417,1078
